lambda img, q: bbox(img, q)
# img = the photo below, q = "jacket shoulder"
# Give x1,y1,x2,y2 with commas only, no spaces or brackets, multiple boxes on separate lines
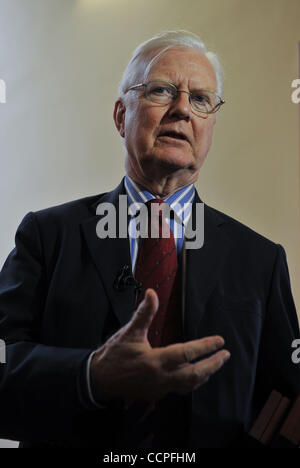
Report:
35,193,106,219
205,203,278,251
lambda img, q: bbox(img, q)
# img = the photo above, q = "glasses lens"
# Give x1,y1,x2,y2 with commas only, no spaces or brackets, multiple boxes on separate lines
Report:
145,81,175,104
191,90,220,114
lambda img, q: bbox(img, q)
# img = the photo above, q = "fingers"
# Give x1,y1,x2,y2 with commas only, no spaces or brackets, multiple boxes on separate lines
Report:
123,289,159,341
167,349,230,394
159,336,225,369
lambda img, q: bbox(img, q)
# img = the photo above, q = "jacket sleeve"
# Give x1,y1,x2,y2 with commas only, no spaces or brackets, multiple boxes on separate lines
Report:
0,212,97,443
254,244,300,410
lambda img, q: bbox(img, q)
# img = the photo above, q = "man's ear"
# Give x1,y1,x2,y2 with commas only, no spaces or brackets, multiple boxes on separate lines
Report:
113,99,126,138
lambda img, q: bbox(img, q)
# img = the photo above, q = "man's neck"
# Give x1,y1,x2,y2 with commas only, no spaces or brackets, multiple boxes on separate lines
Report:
126,170,197,198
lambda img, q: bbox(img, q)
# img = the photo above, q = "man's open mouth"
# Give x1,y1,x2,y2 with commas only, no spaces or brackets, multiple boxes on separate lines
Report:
158,131,188,141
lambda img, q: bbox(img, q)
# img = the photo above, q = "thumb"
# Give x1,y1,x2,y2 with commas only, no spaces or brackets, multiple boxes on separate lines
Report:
127,289,159,340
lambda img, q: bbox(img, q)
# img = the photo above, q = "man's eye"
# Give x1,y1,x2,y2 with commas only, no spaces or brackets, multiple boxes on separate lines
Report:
193,93,210,104
151,87,171,95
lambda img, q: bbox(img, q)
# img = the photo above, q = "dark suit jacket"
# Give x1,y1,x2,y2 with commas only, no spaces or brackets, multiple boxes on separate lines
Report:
0,178,300,448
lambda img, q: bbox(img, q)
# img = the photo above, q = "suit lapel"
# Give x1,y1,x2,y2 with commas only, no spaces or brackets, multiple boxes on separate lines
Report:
80,179,136,327
184,191,232,340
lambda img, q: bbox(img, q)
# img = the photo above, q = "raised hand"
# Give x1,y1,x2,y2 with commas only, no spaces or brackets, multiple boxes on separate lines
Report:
90,288,230,403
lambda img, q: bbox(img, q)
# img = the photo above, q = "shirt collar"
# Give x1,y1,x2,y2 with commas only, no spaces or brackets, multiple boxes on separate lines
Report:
124,174,195,227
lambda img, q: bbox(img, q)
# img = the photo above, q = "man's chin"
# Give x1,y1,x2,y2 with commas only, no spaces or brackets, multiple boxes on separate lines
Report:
143,154,193,174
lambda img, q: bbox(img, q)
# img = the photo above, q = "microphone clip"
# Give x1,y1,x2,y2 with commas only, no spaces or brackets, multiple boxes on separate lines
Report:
113,265,142,294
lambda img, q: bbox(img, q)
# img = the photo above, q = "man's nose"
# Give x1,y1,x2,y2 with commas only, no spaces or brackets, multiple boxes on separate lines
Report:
168,91,192,120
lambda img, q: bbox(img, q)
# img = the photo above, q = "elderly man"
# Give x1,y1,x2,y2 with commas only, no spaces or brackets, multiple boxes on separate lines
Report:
0,30,299,449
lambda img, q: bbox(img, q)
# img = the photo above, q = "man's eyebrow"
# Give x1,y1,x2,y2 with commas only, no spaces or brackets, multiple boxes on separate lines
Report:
148,78,216,92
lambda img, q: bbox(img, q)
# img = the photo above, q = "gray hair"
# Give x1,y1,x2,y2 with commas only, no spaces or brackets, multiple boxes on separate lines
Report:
118,30,224,101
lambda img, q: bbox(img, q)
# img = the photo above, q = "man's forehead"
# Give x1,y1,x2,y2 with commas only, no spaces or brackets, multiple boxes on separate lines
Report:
143,47,217,88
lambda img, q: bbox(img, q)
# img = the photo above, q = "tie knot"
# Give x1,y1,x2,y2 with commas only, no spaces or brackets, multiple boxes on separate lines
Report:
143,199,171,239
146,198,164,206
146,199,167,217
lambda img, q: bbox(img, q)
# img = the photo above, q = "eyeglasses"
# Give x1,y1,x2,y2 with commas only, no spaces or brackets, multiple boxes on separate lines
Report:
125,80,225,115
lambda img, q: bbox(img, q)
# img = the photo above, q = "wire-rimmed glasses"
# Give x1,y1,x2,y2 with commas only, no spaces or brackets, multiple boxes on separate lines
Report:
125,80,225,115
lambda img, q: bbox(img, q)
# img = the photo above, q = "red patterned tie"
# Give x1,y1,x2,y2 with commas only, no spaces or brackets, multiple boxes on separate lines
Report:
135,199,182,347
